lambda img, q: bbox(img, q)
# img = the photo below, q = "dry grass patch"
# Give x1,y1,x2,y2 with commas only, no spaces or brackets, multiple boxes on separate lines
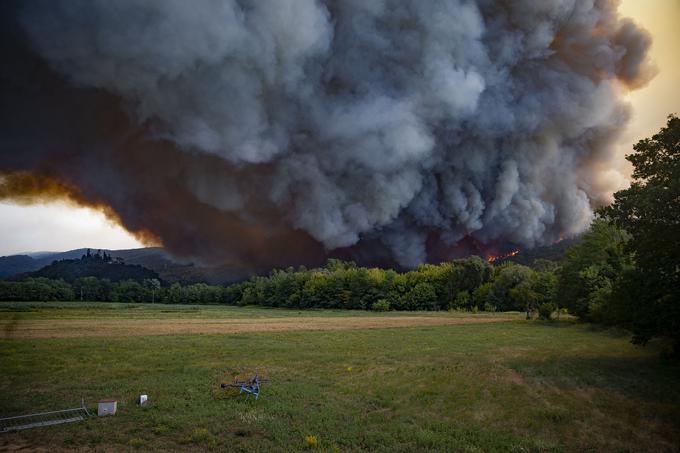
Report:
1,314,520,339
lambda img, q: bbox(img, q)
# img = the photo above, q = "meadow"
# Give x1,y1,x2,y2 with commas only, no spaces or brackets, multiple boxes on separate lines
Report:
1,302,679,452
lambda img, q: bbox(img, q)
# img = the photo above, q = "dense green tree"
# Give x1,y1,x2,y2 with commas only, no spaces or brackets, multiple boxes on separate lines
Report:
511,271,557,319
223,284,245,305
532,259,559,273
472,282,493,310
0,278,74,301
485,264,534,311
73,276,113,301
386,272,409,310
144,278,161,303
452,290,471,310
112,280,147,303
166,282,183,304
402,282,437,311
599,114,680,352
556,219,632,319
537,302,557,321
29,255,159,282
415,263,454,309
451,256,494,292
301,271,329,308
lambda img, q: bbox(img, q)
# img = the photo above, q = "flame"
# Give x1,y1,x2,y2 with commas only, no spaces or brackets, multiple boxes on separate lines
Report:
486,249,519,263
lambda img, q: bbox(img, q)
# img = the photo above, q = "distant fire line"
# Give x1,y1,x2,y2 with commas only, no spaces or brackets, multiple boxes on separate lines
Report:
486,249,520,263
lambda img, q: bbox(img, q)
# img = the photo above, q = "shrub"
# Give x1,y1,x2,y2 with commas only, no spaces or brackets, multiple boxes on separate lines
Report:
189,428,216,447
483,302,496,312
128,438,145,449
451,290,470,309
371,299,390,311
538,302,557,320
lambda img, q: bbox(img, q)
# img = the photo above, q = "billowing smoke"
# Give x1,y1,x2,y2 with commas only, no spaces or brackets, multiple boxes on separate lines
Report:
0,0,653,270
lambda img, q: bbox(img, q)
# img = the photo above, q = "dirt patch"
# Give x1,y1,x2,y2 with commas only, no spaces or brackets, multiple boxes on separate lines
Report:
0,434,49,452
0,315,520,339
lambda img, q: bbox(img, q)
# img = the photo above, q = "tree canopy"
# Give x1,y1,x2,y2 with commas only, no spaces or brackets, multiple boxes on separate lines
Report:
599,114,680,352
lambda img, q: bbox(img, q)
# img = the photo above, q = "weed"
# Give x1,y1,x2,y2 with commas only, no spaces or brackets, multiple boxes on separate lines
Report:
304,434,319,448
128,437,145,448
189,427,217,448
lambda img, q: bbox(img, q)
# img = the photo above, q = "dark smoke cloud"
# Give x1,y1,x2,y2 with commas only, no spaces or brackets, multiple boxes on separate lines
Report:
0,0,654,270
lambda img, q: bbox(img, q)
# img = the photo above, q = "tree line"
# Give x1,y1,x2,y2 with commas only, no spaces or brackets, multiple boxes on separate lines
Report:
563,115,679,354
0,277,227,305
0,255,562,317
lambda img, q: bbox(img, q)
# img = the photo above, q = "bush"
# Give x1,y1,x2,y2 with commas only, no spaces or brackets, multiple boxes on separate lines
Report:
189,428,216,447
483,302,496,312
128,438,145,449
371,299,390,311
451,290,470,310
538,302,557,321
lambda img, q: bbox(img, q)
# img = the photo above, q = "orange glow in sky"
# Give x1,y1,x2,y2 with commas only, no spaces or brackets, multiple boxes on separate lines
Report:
618,0,680,167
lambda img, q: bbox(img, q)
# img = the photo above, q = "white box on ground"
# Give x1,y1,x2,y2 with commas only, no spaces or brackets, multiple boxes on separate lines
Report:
138,394,148,406
98,399,117,416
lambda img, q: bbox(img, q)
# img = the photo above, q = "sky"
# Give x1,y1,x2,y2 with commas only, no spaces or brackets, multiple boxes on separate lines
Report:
618,0,680,160
0,0,678,257
0,202,144,255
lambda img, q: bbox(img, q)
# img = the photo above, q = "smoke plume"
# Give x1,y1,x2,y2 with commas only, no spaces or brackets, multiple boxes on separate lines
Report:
0,0,654,270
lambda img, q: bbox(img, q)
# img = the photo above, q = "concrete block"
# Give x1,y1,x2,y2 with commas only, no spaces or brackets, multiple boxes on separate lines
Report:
98,399,117,416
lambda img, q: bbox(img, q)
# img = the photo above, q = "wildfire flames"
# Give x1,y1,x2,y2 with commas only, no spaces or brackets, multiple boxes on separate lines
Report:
486,250,520,263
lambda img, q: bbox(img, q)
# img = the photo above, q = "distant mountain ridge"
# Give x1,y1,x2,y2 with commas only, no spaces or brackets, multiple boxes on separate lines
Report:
0,238,580,284
0,247,167,277
21,250,161,283
0,255,37,278
0,247,249,284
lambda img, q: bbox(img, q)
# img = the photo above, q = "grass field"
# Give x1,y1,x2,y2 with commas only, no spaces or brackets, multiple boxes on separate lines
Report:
0,301,468,319
1,302,679,452
0,302,519,340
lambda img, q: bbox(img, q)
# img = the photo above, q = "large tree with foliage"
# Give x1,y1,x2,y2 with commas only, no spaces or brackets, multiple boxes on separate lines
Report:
556,219,632,320
599,114,680,353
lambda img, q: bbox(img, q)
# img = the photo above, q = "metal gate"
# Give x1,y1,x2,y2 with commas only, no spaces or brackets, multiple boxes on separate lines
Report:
0,400,92,432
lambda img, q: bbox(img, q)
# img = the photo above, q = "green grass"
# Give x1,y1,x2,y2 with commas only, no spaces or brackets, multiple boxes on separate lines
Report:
0,301,512,320
1,304,679,452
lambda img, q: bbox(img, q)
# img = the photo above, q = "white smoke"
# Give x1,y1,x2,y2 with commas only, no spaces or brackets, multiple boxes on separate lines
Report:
15,0,654,266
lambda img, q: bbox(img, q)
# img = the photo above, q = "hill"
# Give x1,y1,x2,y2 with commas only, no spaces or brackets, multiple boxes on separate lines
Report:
21,250,160,283
0,247,249,284
0,255,37,278
0,238,581,284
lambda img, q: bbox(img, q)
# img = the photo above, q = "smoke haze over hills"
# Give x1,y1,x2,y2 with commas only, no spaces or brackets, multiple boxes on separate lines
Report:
0,0,654,272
